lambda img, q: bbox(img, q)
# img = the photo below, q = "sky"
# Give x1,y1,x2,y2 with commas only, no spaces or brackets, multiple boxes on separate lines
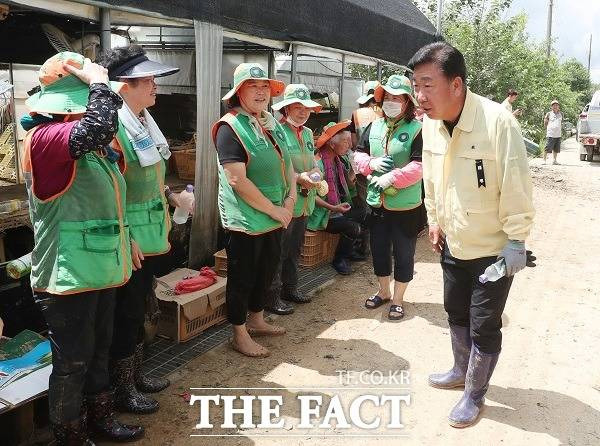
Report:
506,0,600,83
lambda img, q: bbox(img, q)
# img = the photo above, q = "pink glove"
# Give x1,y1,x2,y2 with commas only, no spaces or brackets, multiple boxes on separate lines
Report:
389,161,423,189
353,151,373,176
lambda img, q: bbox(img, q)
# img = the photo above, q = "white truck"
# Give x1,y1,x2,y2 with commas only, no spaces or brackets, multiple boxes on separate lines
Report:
578,90,600,161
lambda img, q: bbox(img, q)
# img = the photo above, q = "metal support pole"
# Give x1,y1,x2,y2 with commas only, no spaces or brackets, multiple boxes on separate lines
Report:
546,0,553,58
8,63,19,184
376,62,382,82
268,50,275,79
189,20,223,267
436,0,443,35
588,34,593,77
339,53,346,121
100,8,111,52
290,44,298,84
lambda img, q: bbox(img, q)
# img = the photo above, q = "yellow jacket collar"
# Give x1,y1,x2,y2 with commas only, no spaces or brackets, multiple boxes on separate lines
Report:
455,88,476,133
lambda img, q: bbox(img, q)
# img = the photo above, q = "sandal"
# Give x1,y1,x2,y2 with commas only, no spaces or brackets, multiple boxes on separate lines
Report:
365,295,391,309
246,325,286,337
231,340,270,358
388,304,405,320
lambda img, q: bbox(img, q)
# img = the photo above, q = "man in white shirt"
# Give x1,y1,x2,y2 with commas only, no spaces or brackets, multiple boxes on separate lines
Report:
544,100,563,165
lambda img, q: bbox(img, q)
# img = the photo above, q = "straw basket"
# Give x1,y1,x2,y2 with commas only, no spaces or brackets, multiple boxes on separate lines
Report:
171,134,196,181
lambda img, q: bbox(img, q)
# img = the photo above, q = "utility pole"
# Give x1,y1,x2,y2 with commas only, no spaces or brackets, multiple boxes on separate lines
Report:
436,0,443,36
546,0,554,58
588,34,593,77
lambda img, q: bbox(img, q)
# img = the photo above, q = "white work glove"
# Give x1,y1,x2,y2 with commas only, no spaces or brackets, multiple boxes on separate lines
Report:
370,172,395,193
499,240,527,276
369,156,395,173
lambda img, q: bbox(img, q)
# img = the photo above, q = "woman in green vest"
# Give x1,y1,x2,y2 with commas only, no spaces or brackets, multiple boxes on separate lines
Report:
266,84,323,315
354,75,426,320
212,63,297,358
22,52,143,444
99,45,179,415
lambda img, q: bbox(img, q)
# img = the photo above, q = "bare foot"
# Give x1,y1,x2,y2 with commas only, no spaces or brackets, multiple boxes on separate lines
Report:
246,311,286,336
231,332,270,358
246,319,286,336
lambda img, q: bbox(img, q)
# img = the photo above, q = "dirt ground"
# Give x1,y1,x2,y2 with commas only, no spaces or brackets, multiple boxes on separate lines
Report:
115,138,600,446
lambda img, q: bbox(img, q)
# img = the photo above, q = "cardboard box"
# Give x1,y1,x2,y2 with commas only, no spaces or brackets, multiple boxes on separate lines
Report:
155,268,227,343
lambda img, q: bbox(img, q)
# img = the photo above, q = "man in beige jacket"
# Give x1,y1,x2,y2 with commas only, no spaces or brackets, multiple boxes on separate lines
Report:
409,42,535,428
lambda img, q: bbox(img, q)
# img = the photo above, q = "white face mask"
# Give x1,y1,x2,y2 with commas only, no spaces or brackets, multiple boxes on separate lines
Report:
382,100,405,118
286,116,308,127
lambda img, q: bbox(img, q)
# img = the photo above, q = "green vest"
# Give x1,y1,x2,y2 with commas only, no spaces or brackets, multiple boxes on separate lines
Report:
367,117,422,210
24,127,132,295
213,112,291,235
281,122,317,218
307,157,351,231
115,123,170,255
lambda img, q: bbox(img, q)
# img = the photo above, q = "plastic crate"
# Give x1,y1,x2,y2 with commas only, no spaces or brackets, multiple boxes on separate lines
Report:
300,230,322,258
299,251,323,268
299,230,340,267
213,249,227,277
322,232,340,262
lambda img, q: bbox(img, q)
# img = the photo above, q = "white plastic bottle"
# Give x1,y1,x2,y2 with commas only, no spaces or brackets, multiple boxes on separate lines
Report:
172,184,195,224
479,259,506,284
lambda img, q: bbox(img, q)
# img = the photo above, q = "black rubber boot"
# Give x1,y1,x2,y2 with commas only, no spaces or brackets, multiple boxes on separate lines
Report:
332,235,353,275
52,412,95,446
429,324,471,389
133,342,169,394
264,289,295,315
110,356,159,414
86,390,144,442
281,287,311,303
358,229,370,257
448,344,500,428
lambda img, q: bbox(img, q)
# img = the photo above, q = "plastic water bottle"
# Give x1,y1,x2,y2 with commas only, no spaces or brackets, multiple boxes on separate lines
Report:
309,172,321,182
479,259,506,284
173,185,194,224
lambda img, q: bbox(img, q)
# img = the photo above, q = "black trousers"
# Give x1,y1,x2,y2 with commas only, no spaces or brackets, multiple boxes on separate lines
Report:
35,289,116,424
441,244,513,354
111,255,163,360
225,229,283,325
325,207,363,260
271,216,307,294
369,207,418,282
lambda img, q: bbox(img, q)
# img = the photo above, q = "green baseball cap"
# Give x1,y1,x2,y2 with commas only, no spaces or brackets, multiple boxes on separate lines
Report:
272,83,322,112
374,74,418,106
222,62,285,101
26,51,122,115
357,80,380,105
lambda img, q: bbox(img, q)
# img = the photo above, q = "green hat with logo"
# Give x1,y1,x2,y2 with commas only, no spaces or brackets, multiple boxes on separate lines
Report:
272,84,322,112
357,80,380,105
26,51,123,115
222,62,285,101
374,74,418,106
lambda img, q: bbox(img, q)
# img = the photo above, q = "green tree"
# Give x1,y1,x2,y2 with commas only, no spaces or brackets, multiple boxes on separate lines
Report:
409,0,588,143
